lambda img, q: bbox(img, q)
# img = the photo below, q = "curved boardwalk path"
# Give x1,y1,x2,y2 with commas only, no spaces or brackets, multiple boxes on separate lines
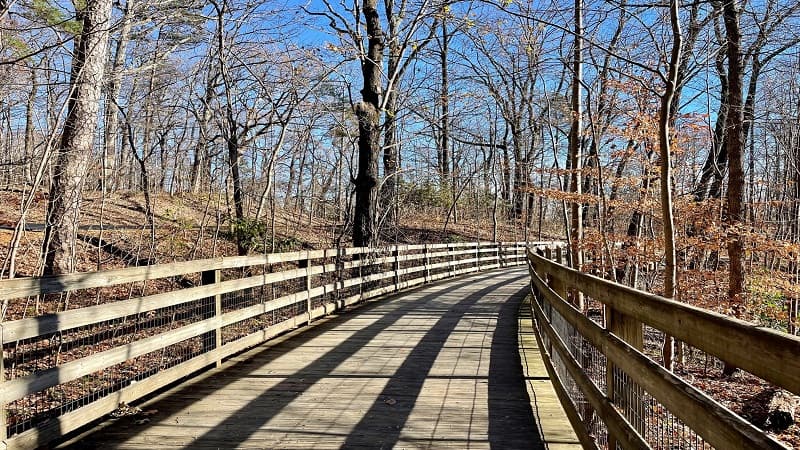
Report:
64,268,578,449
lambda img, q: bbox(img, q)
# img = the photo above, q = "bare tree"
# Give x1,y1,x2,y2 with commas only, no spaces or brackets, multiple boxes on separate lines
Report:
42,0,113,274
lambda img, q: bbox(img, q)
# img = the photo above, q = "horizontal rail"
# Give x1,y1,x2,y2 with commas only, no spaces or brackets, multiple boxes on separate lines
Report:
526,246,795,450
0,241,543,450
529,251,800,395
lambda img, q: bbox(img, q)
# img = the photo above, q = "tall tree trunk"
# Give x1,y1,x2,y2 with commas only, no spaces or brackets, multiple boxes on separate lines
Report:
382,10,400,225
569,0,584,294
439,18,450,186
212,1,247,256
382,87,399,223
659,0,682,371
226,118,246,256
190,73,216,194
103,0,134,194
42,0,112,275
512,127,526,220
353,0,384,247
24,67,37,186
723,0,746,314
695,14,729,202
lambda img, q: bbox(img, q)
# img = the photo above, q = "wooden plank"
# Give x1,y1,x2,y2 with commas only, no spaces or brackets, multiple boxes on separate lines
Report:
517,296,583,449
529,267,788,450
605,305,642,449
530,252,800,396
0,252,317,301
525,316,599,449
2,246,537,450
0,247,383,302
2,259,371,343
2,265,317,342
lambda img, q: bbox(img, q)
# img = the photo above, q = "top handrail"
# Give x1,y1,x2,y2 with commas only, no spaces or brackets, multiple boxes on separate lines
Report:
528,250,800,396
0,242,534,301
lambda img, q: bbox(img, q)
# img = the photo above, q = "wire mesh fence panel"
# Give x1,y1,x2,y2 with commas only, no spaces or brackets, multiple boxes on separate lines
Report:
528,246,798,450
3,293,212,436
540,291,715,449
541,296,610,448
1,243,540,443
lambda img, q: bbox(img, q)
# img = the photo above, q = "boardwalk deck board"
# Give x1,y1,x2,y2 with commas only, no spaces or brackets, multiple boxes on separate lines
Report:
61,268,577,450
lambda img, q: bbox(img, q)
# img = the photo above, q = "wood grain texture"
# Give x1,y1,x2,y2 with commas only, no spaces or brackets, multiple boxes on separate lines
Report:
0,243,540,450
529,251,800,396
528,254,789,450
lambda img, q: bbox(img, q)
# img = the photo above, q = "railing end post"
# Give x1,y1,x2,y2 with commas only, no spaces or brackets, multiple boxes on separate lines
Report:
1,324,6,443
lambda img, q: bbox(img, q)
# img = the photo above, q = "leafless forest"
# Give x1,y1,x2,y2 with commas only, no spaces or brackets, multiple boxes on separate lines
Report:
2,0,800,444
2,0,800,348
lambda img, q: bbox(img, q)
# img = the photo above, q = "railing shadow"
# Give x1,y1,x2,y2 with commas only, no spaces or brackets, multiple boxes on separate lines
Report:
340,277,541,449
65,273,495,449
488,284,545,449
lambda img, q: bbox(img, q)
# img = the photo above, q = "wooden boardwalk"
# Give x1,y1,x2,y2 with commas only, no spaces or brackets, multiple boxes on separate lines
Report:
62,268,578,449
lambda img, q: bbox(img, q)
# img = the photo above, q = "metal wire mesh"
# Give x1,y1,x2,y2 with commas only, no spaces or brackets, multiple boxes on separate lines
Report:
535,292,610,448
531,258,717,450
3,291,212,436
1,243,530,441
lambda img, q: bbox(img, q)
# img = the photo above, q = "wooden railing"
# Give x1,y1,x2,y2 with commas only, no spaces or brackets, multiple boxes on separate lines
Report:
0,241,538,450
527,244,800,450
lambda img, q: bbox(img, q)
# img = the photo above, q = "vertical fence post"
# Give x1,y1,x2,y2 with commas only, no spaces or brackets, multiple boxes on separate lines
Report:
547,251,568,305
475,242,480,272
201,268,222,367
449,244,455,277
358,250,364,301
214,270,222,367
305,251,312,326
531,247,553,357
424,244,430,282
1,326,6,442
605,305,644,448
336,247,344,311
394,246,400,291
497,242,503,268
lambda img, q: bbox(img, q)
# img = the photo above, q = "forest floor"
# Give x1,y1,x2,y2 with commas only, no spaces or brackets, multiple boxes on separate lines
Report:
0,188,797,447
0,189,538,277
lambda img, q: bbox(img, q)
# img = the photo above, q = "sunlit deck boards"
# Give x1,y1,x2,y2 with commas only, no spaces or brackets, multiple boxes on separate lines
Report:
63,267,576,449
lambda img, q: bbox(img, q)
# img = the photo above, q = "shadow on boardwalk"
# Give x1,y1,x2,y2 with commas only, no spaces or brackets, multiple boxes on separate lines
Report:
65,268,544,449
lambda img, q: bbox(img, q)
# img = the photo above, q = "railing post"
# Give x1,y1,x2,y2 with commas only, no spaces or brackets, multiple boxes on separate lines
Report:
475,242,480,272
497,242,503,268
606,305,644,448
1,325,6,442
201,268,222,367
547,250,568,305
358,250,364,301
424,244,430,283
335,248,342,310
394,246,400,291
305,251,312,326
449,244,455,277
